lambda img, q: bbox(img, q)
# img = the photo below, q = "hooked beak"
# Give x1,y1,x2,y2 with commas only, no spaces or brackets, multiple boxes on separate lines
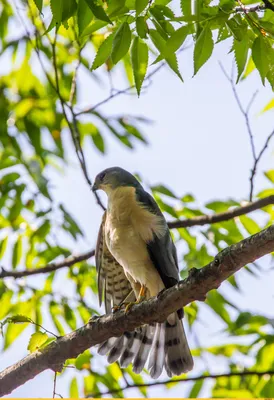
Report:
91,182,98,192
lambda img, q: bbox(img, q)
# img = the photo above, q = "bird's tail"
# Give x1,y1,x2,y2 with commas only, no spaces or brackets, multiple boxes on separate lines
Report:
164,314,194,377
97,314,193,378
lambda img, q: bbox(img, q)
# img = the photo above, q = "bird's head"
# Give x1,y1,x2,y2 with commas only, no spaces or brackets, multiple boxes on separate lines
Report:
92,167,141,195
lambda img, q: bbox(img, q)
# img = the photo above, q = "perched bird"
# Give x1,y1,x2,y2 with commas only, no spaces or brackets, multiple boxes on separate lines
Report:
92,167,193,378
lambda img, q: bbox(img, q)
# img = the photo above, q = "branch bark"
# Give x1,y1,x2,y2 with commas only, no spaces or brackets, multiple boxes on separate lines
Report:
0,196,273,280
0,249,95,279
168,195,274,228
1,224,274,396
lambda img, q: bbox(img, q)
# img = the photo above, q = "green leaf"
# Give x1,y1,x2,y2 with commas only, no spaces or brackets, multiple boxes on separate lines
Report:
91,32,115,70
62,0,77,21
233,36,249,83
50,0,64,24
261,378,274,397
136,0,149,15
12,236,23,269
0,236,8,259
261,98,274,114
165,25,189,55
194,26,214,75
242,55,255,80
252,35,270,85
226,16,247,41
75,350,92,370
84,0,112,24
35,220,51,241
70,377,79,398
265,170,274,183
91,130,105,153
64,304,77,330
7,315,32,324
107,0,127,17
151,184,176,198
111,22,132,64
149,29,183,80
239,215,260,235
136,16,149,38
188,379,204,398
77,0,93,36
206,290,232,324
33,0,43,13
181,0,191,16
28,332,49,353
154,25,189,64
131,37,148,96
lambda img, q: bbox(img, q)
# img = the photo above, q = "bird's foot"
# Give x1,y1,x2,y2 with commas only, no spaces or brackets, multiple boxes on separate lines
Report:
124,295,145,313
112,304,125,313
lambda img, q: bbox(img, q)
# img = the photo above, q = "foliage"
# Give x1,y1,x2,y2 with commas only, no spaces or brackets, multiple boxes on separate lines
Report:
0,0,274,397
38,0,274,92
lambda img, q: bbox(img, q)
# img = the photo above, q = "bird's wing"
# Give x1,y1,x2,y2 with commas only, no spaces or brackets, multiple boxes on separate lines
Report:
95,211,133,313
135,188,180,289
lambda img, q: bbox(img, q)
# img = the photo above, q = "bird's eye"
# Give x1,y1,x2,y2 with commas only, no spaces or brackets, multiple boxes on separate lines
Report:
100,172,106,181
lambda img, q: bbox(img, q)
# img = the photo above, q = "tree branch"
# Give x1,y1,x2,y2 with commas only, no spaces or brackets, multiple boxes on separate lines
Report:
91,370,274,397
262,0,274,11
168,195,274,229
1,196,273,279
1,224,274,396
0,249,95,279
234,4,265,12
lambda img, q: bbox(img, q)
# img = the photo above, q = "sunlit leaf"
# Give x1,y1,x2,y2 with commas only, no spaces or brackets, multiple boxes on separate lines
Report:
70,377,79,398
84,0,112,23
28,331,49,353
131,37,148,96
136,0,149,15
91,32,115,70
194,26,214,74
111,22,132,64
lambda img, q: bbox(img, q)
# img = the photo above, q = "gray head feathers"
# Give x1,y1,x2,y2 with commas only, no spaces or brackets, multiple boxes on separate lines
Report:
92,167,141,192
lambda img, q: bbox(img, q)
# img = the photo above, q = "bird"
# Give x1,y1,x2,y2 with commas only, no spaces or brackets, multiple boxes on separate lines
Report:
92,166,193,378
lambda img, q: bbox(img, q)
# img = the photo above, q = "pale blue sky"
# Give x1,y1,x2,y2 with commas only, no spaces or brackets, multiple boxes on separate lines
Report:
1,11,274,397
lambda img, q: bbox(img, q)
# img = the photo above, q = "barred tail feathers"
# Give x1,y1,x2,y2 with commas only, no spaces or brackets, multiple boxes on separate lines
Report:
97,316,193,378
165,316,194,375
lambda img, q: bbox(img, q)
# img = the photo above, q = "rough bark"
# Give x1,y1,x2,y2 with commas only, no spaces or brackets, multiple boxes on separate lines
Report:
0,224,273,396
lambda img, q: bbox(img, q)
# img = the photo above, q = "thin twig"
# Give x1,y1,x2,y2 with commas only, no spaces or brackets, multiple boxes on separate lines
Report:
219,63,257,163
90,370,274,397
1,196,274,279
0,249,95,279
168,194,274,229
75,52,181,117
234,3,265,12
52,372,57,398
220,63,274,201
52,372,63,398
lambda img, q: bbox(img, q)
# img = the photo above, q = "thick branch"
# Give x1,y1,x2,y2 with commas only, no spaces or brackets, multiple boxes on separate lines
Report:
0,249,95,279
1,196,273,280
1,225,274,396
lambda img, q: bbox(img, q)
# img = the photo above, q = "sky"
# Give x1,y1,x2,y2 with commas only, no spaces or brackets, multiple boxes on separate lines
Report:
1,5,274,397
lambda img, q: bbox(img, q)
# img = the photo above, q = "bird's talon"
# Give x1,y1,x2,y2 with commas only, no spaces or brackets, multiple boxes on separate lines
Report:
88,315,100,323
125,302,136,313
112,305,121,313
